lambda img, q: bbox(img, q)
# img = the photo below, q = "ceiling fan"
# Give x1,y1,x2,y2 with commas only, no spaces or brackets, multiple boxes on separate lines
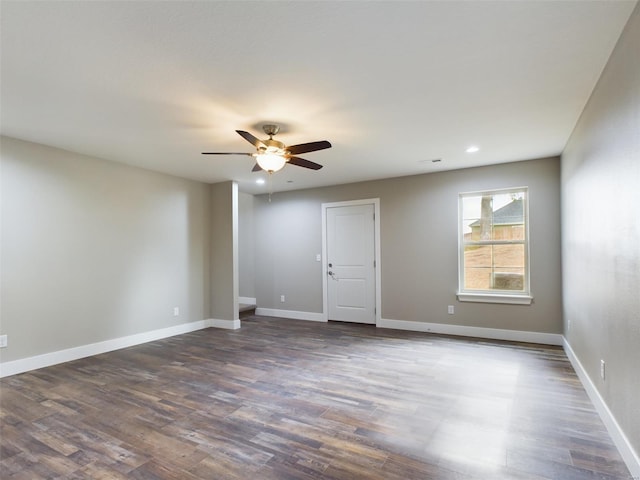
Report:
202,124,331,173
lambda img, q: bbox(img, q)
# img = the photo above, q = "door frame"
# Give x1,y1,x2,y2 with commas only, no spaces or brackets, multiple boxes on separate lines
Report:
321,198,381,325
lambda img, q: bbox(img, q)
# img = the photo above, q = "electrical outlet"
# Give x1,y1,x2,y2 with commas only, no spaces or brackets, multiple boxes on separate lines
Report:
316,254,321,262
600,360,606,380
173,307,179,316
280,295,285,303
447,305,454,315
0,335,7,348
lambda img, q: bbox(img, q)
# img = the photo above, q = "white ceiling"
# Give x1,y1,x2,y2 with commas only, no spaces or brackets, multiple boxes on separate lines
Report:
1,1,636,194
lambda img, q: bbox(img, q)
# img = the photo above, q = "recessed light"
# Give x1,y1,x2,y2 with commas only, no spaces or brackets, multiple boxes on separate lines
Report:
465,145,480,153
256,178,265,185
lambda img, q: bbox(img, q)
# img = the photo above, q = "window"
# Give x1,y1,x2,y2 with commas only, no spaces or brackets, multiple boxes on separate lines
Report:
458,187,531,304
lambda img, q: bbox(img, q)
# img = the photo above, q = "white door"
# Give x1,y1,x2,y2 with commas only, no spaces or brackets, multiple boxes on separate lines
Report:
326,203,376,324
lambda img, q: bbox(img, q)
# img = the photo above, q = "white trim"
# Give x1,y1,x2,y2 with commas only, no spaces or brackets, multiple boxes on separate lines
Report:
321,203,329,320
458,186,531,299
238,296,257,305
255,308,325,322
0,320,212,378
209,318,241,330
321,198,381,324
377,318,563,345
457,292,533,305
563,338,640,478
373,200,382,326
232,181,240,321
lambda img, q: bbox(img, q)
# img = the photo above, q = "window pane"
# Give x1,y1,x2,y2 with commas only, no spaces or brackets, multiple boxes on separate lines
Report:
461,196,483,240
492,244,525,291
464,245,492,290
464,267,492,290
489,194,524,241
492,244,524,269
463,243,525,291
463,193,525,242
460,188,528,295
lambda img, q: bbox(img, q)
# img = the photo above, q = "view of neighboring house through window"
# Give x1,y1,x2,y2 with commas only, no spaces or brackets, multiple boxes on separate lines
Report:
459,187,529,297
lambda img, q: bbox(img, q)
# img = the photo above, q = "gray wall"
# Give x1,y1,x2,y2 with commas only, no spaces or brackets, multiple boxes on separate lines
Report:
238,191,255,299
210,181,238,321
255,157,562,333
0,136,211,363
562,4,640,456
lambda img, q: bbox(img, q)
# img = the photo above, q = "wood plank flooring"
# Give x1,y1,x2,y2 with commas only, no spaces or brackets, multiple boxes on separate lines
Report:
0,316,633,479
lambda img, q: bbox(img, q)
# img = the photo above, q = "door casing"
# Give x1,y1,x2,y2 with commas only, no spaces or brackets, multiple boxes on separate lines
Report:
321,198,381,325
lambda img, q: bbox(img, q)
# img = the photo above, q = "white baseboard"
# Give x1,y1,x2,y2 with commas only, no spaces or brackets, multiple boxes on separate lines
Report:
209,318,241,330
563,338,640,478
377,318,563,346
0,319,212,378
238,297,256,305
255,308,325,322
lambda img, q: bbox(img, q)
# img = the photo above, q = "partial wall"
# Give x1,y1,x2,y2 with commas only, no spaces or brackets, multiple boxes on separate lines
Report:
210,181,239,325
561,4,640,471
0,136,211,366
238,191,256,301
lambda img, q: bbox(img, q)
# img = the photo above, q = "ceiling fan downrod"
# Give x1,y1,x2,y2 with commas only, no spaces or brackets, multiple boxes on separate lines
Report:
262,124,280,139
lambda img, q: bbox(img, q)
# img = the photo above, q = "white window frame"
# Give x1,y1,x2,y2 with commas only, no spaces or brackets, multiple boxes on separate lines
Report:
457,187,532,305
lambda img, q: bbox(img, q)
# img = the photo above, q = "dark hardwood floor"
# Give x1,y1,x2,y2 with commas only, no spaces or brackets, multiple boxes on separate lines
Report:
0,316,632,479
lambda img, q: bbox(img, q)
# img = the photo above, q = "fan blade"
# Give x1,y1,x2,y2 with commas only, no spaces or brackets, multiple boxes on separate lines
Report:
236,130,266,148
202,152,253,155
287,140,331,155
252,163,262,172
287,156,323,170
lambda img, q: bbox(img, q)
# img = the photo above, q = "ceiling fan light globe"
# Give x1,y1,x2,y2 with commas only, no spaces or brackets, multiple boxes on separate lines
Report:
256,153,286,173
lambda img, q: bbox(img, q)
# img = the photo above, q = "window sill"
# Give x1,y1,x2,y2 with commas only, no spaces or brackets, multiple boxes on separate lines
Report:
457,292,533,305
